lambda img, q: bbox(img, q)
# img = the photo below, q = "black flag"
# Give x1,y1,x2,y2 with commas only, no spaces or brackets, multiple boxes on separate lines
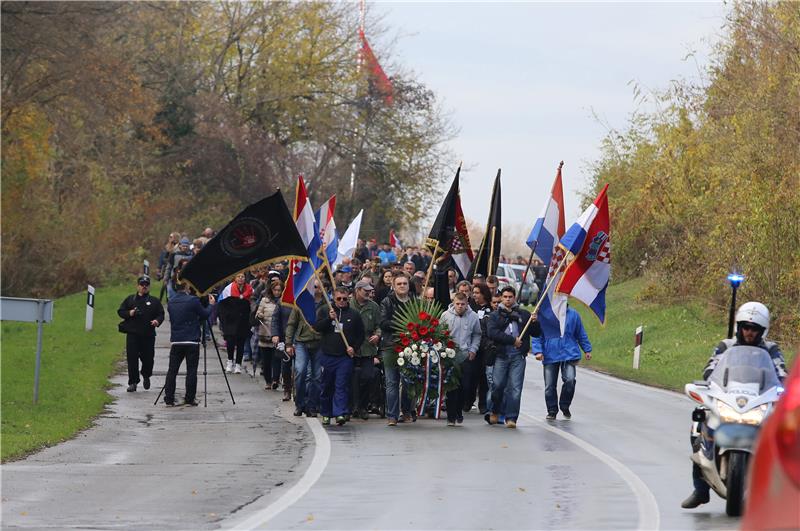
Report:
425,166,474,281
469,169,502,279
180,191,308,294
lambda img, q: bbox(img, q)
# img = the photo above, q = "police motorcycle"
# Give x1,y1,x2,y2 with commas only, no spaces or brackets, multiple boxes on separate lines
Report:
684,346,783,516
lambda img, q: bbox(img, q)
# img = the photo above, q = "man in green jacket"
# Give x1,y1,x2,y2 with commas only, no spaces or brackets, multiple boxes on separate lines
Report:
350,280,382,420
285,305,322,417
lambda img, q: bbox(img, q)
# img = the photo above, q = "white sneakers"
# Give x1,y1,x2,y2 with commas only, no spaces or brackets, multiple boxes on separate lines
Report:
225,360,233,373
233,364,242,374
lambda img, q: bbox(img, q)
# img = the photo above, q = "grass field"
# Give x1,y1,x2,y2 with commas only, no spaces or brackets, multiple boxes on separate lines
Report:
572,278,795,391
1,284,130,461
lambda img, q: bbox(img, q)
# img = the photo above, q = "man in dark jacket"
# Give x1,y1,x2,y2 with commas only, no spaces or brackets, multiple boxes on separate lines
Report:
164,281,215,406
379,272,416,425
487,286,539,428
117,276,165,392
313,287,365,426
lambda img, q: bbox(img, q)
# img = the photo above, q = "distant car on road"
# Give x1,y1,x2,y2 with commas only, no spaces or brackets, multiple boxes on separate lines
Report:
741,358,800,530
495,263,539,304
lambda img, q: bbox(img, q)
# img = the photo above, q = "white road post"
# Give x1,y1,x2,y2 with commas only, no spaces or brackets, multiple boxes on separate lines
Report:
143,259,150,278
86,285,95,331
633,325,643,369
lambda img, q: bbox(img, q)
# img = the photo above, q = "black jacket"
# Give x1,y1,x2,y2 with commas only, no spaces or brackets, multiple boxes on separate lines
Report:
313,304,365,356
487,304,538,357
118,294,164,336
379,293,415,350
217,296,251,337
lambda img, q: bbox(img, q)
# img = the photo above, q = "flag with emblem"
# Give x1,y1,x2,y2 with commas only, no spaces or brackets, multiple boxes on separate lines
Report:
469,169,502,280
425,166,474,280
282,176,324,325
179,191,308,295
557,184,611,324
314,195,338,266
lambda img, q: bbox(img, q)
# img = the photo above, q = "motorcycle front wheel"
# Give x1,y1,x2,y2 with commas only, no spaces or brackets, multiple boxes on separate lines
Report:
725,450,749,517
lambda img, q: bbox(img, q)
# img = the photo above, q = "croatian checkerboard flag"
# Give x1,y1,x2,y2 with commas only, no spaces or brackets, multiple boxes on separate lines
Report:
557,184,611,324
527,163,568,336
314,195,338,266
282,176,322,324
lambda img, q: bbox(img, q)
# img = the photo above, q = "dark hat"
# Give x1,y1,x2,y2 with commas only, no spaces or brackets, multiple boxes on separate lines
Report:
267,270,281,280
473,273,485,279
355,279,374,291
137,275,151,285
179,237,191,245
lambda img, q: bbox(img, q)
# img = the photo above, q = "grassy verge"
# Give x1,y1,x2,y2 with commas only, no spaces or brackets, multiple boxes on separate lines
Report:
569,278,795,392
1,284,130,461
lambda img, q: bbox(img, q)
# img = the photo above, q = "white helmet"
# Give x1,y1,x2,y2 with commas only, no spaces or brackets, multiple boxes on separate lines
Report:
735,301,770,337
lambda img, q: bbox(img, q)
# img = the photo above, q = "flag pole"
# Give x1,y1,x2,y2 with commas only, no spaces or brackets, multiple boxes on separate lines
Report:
523,161,563,285
423,243,440,289
518,250,570,339
488,226,497,277
311,268,352,350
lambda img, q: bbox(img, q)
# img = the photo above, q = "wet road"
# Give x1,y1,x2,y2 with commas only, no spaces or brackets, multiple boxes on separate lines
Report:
231,360,739,530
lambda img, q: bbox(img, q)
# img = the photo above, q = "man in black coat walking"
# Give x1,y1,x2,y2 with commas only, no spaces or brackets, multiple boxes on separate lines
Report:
117,276,165,392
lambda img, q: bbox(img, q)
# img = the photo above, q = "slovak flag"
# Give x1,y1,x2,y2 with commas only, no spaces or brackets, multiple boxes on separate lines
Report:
527,163,568,336
282,176,322,324
557,184,610,324
314,195,338,266
389,229,402,249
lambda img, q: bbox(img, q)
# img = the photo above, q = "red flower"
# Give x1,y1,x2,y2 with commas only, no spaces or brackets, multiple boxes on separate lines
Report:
430,318,439,326
444,330,450,337
419,326,429,336
406,322,416,331
411,332,419,341
394,345,403,353
446,340,455,349
401,336,411,346
419,311,430,321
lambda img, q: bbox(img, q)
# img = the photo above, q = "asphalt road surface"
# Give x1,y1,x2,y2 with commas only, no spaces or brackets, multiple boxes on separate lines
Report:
3,328,739,530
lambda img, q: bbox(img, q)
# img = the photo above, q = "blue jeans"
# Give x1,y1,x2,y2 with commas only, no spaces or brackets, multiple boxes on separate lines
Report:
319,354,354,417
294,342,321,412
543,361,577,414
383,357,411,421
490,354,527,421
485,365,509,415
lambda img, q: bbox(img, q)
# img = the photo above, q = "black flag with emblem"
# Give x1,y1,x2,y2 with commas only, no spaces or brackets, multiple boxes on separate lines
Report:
469,169,502,280
425,166,474,281
180,191,308,294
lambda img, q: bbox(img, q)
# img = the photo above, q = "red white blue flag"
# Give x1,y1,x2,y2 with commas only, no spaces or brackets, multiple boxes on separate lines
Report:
282,176,323,324
314,195,338,266
389,229,402,249
557,184,610,324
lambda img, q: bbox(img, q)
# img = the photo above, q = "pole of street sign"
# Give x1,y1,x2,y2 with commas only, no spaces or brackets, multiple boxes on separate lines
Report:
86,285,95,331
33,300,45,404
633,325,643,369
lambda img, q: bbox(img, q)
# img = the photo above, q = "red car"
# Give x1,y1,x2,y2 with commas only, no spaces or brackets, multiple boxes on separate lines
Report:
741,359,800,530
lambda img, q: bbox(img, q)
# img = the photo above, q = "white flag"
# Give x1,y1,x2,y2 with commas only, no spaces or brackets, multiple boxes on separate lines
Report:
333,210,364,267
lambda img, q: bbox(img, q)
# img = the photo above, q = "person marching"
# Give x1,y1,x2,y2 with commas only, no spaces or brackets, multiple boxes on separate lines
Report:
350,279,382,420
313,287,365,426
117,276,165,392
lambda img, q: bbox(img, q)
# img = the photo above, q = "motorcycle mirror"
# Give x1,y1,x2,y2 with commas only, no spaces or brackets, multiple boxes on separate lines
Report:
692,380,710,387
692,408,707,422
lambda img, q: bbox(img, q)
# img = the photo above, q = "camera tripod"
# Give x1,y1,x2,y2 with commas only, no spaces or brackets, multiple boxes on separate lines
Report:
153,318,236,407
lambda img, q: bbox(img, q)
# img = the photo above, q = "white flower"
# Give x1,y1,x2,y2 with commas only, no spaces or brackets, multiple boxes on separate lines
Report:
403,347,412,356
429,352,440,364
411,356,420,366
434,342,443,350
421,343,429,352
397,357,405,366
421,351,427,358
412,343,419,351
446,348,456,358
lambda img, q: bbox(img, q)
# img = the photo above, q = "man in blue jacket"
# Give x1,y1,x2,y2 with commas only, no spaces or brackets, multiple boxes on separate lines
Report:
165,279,216,407
532,305,592,420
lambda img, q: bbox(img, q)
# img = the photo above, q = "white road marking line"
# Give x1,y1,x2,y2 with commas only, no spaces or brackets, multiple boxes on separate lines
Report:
228,417,331,530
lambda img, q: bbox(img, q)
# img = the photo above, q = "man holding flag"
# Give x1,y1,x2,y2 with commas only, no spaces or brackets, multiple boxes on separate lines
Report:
531,183,608,420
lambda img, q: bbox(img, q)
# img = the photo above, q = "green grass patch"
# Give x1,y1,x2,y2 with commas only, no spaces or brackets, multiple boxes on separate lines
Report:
568,278,795,391
1,284,130,461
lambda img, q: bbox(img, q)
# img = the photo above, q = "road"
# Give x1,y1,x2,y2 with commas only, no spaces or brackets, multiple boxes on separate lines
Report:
3,332,739,530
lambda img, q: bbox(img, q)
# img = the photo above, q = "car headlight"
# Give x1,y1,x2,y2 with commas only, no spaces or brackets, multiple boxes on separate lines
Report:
717,402,767,425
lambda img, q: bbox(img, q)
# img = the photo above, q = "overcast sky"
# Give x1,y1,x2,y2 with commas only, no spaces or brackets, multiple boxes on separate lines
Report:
375,1,729,234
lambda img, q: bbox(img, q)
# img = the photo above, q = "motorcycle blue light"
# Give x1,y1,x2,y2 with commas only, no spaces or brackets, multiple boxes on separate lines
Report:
727,273,745,288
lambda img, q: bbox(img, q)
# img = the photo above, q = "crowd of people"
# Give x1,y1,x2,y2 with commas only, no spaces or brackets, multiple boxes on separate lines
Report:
118,229,593,428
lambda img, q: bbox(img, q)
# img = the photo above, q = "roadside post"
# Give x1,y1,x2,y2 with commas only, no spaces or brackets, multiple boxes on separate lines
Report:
143,259,150,277
0,297,54,404
86,285,95,331
633,325,643,369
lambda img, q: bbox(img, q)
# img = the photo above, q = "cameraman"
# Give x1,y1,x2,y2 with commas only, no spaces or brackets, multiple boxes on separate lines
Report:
118,276,164,392
164,272,215,407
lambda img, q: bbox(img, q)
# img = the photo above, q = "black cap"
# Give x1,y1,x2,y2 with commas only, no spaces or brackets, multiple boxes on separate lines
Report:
138,275,151,285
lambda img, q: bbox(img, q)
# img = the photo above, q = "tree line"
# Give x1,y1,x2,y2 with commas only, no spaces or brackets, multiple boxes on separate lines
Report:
584,3,799,340
1,1,455,298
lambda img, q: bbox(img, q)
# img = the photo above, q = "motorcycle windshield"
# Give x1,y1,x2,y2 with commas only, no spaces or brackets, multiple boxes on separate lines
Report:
708,346,779,392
